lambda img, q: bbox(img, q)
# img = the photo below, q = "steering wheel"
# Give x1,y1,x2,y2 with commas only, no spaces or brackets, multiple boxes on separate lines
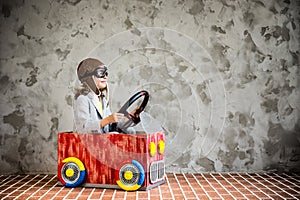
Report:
112,90,149,132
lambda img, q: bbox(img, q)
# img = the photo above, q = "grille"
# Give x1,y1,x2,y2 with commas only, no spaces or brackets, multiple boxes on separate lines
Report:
157,161,165,180
149,160,165,183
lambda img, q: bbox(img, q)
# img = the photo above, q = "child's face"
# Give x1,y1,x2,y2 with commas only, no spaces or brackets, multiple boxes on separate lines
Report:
94,75,107,90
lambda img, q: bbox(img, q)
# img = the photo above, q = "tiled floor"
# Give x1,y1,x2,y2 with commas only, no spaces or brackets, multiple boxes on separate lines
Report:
0,173,299,200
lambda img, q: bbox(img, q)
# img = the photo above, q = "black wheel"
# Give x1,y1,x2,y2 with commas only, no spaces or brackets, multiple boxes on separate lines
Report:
112,90,149,132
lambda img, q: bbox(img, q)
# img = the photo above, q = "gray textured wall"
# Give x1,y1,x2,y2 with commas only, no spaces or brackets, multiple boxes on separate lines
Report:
0,0,299,174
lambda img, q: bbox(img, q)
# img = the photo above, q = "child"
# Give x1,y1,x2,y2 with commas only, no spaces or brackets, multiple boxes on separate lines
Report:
73,58,125,133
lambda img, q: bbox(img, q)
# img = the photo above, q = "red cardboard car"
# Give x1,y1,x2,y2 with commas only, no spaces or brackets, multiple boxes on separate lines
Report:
57,91,166,191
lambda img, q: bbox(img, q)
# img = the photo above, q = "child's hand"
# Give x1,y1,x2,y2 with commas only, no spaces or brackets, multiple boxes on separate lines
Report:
110,113,124,123
101,113,124,127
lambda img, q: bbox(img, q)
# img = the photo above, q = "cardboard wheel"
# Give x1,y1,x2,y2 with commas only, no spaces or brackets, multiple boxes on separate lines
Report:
116,160,145,191
58,157,86,187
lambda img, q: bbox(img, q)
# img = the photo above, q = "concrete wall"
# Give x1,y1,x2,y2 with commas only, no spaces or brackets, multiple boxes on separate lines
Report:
0,0,299,174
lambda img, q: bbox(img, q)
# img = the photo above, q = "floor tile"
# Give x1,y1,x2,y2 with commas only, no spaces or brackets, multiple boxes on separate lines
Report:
0,173,299,199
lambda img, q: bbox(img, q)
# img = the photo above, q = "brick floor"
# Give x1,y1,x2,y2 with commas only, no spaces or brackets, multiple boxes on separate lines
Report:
0,173,299,200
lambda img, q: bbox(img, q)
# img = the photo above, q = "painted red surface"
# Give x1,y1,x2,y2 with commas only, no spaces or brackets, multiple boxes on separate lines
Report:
57,131,165,188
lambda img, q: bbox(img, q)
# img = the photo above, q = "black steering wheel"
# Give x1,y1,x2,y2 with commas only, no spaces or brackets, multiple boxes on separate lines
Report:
111,90,149,132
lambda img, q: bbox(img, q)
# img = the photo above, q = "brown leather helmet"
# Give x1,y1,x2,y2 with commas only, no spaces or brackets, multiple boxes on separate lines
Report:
77,58,107,95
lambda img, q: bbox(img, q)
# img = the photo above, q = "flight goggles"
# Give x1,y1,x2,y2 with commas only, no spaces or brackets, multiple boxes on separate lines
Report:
79,66,108,80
